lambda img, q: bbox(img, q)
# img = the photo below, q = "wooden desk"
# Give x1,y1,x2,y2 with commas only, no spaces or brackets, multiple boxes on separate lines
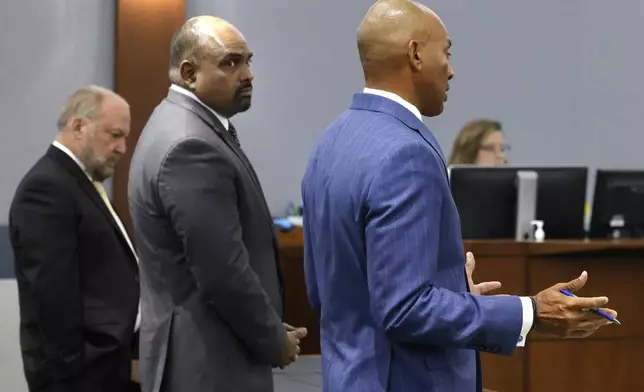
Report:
278,227,644,392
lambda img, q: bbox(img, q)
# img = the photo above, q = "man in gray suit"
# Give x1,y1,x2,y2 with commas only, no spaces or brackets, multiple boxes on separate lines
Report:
128,15,307,392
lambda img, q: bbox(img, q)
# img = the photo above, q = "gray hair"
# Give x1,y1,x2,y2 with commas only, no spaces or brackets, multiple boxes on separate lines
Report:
56,85,116,131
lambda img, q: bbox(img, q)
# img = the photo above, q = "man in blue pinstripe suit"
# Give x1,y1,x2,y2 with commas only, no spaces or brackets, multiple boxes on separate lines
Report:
301,1,617,391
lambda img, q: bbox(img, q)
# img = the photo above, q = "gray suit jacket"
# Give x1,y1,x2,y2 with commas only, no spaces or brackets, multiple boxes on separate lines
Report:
128,89,287,392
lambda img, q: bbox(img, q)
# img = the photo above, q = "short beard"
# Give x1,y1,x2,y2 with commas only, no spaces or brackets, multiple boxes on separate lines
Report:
89,165,114,183
77,145,115,182
230,93,251,115
235,100,251,114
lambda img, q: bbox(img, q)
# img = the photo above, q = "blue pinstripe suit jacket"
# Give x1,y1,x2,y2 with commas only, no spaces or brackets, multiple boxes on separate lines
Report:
301,93,524,392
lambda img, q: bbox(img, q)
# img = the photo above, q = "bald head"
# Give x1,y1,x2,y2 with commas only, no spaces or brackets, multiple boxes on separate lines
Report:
169,16,245,81
356,0,453,117
358,0,443,77
169,15,254,118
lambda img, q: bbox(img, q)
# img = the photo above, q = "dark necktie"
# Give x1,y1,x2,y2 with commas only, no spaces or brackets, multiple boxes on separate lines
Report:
228,122,241,147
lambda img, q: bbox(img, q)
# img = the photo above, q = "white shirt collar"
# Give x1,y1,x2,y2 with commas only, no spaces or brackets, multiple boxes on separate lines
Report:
52,140,93,181
170,84,230,131
363,87,423,121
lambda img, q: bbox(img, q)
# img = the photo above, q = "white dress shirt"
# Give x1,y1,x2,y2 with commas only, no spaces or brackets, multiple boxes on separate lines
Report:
170,84,230,131
53,141,91,181
52,141,141,332
363,87,423,120
361,88,534,346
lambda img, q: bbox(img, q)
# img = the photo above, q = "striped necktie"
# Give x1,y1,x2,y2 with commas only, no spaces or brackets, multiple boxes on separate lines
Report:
228,122,241,147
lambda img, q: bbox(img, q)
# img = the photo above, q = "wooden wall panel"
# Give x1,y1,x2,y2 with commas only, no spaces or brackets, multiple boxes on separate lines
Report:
480,351,525,392
473,254,529,391
113,0,186,234
529,340,644,392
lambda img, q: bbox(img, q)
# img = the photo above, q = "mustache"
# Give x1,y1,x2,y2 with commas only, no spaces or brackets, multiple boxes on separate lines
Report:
237,82,253,93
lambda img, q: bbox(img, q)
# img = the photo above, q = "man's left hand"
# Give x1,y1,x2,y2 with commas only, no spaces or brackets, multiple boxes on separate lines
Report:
466,252,502,295
131,359,140,383
281,323,307,368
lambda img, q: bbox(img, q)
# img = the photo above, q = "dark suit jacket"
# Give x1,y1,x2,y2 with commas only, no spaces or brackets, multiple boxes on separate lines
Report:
9,146,140,392
128,89,286,392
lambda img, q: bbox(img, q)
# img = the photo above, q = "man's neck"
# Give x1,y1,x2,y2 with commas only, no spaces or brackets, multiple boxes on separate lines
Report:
54,134,80,158
52,136,93,180
365,79,418,105
170,84,230,131
363,85,422,121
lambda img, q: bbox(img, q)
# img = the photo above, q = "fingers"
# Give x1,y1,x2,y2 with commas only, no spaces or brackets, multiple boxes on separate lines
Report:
567,318,612,338
575,317,611,329
564,307,618,331
568,296,609,310
289,344,302,363
567,329,598,339
559,270,588,293
283,323,296,331
131,359,140,383
465,252,475,273
598,308,618,318
292,327,308,339
474,281,502,294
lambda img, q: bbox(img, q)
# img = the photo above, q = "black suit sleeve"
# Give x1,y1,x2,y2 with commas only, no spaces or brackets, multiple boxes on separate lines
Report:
158,137,287,365
10,175,84,381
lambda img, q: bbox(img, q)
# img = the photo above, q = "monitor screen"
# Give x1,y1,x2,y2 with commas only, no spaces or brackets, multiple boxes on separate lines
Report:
449,165,588,240
590,170,644,239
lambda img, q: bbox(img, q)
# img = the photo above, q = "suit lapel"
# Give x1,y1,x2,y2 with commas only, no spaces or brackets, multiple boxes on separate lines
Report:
165,91,283,277
46,146,138,265
167,92,264,193
350,93,449,176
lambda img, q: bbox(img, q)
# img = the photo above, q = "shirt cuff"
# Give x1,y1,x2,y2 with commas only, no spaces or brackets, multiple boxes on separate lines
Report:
516,296,534,347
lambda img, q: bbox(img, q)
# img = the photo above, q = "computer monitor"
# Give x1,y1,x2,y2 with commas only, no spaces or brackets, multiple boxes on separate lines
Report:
589,170,644,239
448,165,588,240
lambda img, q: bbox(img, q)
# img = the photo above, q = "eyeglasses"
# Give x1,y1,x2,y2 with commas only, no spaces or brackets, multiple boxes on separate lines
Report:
479,143,511,154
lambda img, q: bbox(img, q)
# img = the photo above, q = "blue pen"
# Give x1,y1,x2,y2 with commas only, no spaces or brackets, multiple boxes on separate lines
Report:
559,289,621,324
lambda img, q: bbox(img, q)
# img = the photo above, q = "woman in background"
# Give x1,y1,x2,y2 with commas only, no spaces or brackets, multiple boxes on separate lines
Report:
448,119,509,165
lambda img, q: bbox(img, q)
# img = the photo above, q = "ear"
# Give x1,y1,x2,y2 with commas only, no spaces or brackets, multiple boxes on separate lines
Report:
70,117,86,139
179,60,197,89
408,40,422,72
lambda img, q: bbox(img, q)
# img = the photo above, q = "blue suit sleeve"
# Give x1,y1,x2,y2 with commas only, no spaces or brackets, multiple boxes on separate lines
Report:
303,217,321,313
365,142,523,355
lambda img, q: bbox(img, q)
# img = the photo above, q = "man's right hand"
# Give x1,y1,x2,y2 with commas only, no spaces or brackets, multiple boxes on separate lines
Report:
532,271,617,338
279,324,308,368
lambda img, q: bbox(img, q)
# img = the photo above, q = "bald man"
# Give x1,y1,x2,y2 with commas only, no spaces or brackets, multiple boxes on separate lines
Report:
9,86,140,392
302,1,617,391
128,16,306,392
